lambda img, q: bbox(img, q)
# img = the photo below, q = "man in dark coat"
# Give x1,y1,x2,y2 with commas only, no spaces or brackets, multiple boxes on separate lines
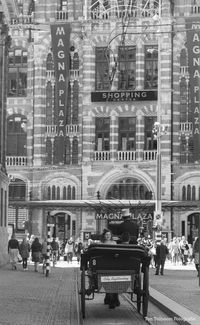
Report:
118,209,139,244
155,239,169,275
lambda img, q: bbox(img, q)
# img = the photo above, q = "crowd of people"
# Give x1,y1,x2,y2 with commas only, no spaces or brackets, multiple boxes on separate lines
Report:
7,234,84,272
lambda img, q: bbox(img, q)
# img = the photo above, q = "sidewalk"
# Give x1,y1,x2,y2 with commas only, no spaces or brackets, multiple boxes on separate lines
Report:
149,260,200,325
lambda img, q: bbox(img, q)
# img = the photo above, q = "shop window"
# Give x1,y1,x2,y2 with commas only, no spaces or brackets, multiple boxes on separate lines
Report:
118,117,136,151
118,46,136,90
9,178,26,200
8,49,27,97
95,47,110,90
7,115,27,156
95,117,110,151
144,117,157,150
144,45,158,89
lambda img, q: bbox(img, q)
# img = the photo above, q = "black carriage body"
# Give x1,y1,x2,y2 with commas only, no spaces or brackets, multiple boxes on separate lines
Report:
81,244,148,293
80,244,149,319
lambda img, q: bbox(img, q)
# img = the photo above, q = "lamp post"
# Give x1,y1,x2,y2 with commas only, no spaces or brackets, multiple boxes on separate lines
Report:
153,0,163,236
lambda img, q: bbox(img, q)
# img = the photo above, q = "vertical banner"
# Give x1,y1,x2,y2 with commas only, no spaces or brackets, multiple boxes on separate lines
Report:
51,24,71,137
186,18,200,161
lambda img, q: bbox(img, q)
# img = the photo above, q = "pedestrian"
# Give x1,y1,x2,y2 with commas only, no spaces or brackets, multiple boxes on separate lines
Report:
31,237,42,272
8,233,20,270
117,209,139,244
101,229,120,309
41,237,48,261
19,237,30,271
193,237,199,277
179,237,189,265
169,237,180,265
150,241,157,268
155,239,169,275
74,237,83,263
64,237,74,263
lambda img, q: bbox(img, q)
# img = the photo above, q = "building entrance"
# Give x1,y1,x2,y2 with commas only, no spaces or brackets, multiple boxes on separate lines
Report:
53,213,71,241
187,213,199,244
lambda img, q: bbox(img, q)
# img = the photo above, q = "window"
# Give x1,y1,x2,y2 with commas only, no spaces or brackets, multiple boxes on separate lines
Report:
8,49,27,97
144,46,158,89
60,0,68,11
7,115,27,156
9,178,26,200
118,117,136,151
118,46,136,90
95,47,110,90
95,117,110,151
144,117,157,150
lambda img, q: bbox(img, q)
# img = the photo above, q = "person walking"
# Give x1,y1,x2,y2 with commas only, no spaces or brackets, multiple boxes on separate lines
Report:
155,239,169,275
169,237,180,265
64,237,74,263
31,237,42,272
19,237,30,271
74,238,83,263
8,233,20,270
193,237,199,277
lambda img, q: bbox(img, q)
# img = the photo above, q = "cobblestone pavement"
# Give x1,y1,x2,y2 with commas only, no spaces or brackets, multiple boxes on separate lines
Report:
0,259,80,325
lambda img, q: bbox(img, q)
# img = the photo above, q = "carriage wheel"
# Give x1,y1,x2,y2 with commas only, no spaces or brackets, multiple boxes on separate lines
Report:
142,266,149,318
136,274,142,313
81,267,86,318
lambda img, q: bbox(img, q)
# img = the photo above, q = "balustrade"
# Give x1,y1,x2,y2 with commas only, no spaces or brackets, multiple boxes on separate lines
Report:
6,156,27,166
117,151,137,161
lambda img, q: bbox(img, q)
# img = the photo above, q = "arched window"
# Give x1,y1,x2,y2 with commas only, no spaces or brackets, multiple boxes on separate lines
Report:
72,186,76,199
63,186,67,200
52,185,56,200
46,53,54,71
187,185,191,201
46,138,52,165
9,178,26,200
192,186,196,201
182,186,186,200
72,81,79,124
47,186,51,200
57,187,60,200
72,52,79,70
72,137,78,164
67,185,71,199
65,137,71,165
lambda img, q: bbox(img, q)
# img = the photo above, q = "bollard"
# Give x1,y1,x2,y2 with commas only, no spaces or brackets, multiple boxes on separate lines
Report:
46,224,53,276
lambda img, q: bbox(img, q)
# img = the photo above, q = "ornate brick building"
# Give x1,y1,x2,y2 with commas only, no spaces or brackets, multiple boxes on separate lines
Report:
0,1,10,265
1,0,200,245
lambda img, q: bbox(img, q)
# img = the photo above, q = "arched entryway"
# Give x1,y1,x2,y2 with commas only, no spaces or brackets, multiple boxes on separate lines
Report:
106,177,152,200
53,212,71,241
187,213,199,244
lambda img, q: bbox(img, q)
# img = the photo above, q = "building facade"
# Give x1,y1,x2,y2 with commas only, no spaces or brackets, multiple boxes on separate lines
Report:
0,1,10,265
1,0,200,244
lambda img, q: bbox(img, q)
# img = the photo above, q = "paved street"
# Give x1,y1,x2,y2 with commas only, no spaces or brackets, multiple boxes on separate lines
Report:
0,259,80,325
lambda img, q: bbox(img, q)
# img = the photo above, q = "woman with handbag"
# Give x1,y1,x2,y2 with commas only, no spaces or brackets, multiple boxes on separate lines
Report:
31,237,42,272
19,237,30,271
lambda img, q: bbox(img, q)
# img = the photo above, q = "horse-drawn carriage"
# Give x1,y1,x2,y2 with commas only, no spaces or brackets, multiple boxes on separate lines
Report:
80,243,150,319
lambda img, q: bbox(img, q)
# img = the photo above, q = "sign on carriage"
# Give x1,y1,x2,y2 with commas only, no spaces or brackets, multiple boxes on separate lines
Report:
101,275,131,282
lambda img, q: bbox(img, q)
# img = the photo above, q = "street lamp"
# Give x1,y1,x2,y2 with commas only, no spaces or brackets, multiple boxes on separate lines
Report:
152,1,163,233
